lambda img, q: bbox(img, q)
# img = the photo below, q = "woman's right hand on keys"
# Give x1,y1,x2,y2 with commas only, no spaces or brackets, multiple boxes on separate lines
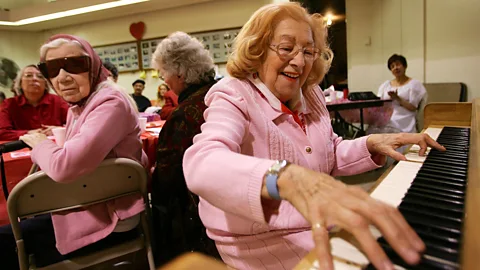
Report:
262,164,426,270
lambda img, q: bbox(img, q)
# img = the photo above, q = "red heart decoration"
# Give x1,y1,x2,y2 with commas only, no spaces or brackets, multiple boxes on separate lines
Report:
129,22,145,40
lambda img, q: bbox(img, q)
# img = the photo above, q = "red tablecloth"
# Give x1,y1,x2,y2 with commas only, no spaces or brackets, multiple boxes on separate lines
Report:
0,121,164,226
0,148,33,225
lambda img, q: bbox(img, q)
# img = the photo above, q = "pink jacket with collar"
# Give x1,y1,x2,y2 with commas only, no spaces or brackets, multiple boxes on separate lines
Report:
31,83,148,254
183,77,381,269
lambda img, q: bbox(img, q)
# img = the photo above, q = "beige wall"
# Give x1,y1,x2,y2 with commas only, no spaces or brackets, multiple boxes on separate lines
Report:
346,0,480,101
0,30,43,98
425,0,480,101
40,0,267,100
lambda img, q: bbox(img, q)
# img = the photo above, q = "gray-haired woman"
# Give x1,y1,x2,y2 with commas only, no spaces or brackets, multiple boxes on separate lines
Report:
150,31,220,264
0,65,68,141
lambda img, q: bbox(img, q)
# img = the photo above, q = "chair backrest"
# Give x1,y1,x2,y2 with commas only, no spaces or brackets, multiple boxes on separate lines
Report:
7,158,153,270
416,94,428,132
423,82,467,103
8,158,147,219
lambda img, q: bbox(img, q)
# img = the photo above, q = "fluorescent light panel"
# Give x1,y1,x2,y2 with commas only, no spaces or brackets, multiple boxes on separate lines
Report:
0,0,149,26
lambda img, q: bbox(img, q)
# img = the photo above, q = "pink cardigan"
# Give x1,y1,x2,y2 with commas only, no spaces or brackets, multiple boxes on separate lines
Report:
31,82,148,254
183,77,381,269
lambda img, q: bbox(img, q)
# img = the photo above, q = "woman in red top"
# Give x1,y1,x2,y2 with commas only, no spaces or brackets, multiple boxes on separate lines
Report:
0,65,69,141
159,89,179,120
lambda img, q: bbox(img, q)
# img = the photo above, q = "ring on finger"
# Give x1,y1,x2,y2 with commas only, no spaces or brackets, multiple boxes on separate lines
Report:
312,222,326,231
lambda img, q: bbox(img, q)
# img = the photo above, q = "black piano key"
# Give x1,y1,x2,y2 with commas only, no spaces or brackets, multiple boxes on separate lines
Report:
416,177,465,192
422,156,468,165
414,227,460,249
378,236,460,265
408,186,464,201
428,151,468,159
410,182,465,196
403,192,464,209
400,198,463,219
417,170,467,182
437,137,469,143
402,195,464,214
416,233,460,262
414,176,466,191
423,157,468,168
420,163,468,176
372,238,459,270
407,220,461,240
416,172,466,183
402,211,462,233
367,127,469,270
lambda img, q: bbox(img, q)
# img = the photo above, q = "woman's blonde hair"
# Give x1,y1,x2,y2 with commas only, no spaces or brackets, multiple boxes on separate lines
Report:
227,2,333,88
157,83,170,99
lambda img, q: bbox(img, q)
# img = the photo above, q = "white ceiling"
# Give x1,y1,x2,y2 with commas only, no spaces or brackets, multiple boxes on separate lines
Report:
0,0,61,10
0,0,217,31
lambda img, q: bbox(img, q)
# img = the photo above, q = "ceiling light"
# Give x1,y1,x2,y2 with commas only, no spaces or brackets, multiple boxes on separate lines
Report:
0,0,149,26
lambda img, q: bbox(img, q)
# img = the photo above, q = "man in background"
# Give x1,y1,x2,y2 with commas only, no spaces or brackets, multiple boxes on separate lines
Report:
131,79,151,112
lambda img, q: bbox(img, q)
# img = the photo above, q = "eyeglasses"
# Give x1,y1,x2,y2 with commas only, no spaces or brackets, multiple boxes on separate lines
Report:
23,73,45,80
269,42,320,62
38,56,91,79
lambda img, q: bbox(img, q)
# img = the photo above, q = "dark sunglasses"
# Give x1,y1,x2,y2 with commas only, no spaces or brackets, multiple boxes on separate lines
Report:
38,55,91,78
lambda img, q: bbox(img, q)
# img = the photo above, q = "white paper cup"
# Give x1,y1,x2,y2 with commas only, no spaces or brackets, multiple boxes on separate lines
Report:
52,127,66,147
138,117,147,133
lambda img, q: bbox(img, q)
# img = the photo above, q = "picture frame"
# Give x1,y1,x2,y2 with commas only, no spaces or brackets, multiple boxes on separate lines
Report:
191,27,241,64
92,27,242,71
139,37,164,69
93,41,139,72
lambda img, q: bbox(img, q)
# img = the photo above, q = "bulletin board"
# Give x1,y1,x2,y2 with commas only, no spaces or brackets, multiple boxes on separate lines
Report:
93,27,242,71
139,38,164,69
93,42,139,72
191,27,241,64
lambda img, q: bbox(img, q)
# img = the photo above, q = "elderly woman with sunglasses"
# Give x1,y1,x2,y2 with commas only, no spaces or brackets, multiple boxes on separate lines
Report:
0,65,68,141
183,3,445,270
0,34,148,269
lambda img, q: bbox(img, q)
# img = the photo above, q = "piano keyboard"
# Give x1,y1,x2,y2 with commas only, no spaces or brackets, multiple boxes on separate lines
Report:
327,127,471,270
368,126,471,269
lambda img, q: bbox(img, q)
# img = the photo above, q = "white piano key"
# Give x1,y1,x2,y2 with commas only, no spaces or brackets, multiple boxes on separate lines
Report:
333,260,362,270
409,127,443,152
405,152,427,163
307,258,363,270
370,161,422,206
330,237,369,266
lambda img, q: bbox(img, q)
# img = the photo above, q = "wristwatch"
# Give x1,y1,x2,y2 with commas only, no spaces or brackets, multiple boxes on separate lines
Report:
265,160,290,200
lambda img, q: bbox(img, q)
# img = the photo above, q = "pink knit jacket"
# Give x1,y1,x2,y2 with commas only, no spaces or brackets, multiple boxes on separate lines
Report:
183,77,381,269
31,84,148,254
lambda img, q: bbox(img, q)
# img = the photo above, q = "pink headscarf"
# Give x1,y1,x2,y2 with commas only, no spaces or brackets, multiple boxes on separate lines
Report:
41,34,110,103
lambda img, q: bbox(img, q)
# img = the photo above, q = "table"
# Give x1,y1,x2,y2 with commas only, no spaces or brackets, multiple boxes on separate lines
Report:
0,148,32,225
0,121,164,226
327,99,393,138
159,252,227,270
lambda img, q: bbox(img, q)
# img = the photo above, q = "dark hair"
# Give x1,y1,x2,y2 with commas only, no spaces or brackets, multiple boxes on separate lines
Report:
0,91,5,100
132,79,145,86
103,61,118,80
387,54,407,70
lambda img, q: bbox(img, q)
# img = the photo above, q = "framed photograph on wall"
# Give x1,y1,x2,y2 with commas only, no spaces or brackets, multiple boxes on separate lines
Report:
191,27,241,64
93,41,139,72
139,37,164,69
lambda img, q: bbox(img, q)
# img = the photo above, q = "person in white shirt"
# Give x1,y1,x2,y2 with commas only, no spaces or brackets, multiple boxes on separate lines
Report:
377,54,426,133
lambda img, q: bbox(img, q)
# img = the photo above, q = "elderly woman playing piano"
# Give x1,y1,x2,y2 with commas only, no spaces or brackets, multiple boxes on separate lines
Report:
183,3,445,270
